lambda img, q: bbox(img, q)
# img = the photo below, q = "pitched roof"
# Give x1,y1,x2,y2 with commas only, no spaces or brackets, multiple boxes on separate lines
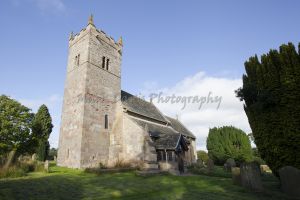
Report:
121,90,196,149
121,90,167,123
130,118,180,150
165,116,196,139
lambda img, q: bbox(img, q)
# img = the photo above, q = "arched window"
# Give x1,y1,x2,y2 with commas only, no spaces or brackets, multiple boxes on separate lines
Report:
75,54,80,66
104,114,108,129
75,55,78,66
102,56,105,68
106,59,109,70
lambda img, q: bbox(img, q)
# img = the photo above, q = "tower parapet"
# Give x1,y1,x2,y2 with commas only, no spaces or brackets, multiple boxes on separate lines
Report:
69,15,122,51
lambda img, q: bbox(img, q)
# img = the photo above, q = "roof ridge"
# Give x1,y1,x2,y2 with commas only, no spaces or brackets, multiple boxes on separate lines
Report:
129,116,177,130
121,90,152,105
165,115,196,139
121,90,168,124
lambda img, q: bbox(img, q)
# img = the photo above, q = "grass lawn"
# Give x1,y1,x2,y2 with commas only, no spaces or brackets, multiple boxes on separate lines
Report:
0,163,292,200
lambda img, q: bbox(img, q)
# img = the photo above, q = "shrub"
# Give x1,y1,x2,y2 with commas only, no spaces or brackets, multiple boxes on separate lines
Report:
0,166,26,178
197,150,209,164
113,159,131,168
19,161,35,173
98,162,107,169
206,126,253,165
34,161,45,172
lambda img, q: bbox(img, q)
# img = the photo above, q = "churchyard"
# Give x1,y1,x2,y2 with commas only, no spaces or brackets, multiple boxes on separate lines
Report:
0,162,294,200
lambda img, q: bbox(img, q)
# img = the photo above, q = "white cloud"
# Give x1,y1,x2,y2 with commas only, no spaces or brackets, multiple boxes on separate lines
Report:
140,71,251,151
18,94,63,148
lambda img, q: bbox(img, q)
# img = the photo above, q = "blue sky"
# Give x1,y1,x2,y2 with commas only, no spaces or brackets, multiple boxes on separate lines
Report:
1,0,300,149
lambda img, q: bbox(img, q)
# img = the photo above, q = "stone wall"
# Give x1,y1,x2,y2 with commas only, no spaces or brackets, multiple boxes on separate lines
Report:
57,28,90,168
121,114,146,163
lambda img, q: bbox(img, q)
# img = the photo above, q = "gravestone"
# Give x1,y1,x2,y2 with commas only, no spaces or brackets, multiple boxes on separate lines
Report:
54,156,57,162
240,162,263,191
224,158,236,171
44,160,49,173
31,153,37,161
207,159,214,172
231,167,241,185
279,166,300,198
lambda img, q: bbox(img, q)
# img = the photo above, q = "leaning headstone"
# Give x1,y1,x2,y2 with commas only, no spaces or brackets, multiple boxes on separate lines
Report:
44,160,49,173
279,166,300,198
260,165,271,173
224,158,236,171
240,162,263,191
207,159,214,172
31,153,37,161
231,167,241,185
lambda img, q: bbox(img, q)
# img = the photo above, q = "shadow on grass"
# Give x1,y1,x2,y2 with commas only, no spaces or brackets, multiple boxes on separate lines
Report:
0,174,84,200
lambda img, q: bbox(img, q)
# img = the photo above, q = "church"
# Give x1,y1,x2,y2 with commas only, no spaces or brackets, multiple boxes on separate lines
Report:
57,15,197,171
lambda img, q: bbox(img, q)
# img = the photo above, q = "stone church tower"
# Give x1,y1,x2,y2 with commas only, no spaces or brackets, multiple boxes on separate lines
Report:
58,15,197,171
57,15,124,168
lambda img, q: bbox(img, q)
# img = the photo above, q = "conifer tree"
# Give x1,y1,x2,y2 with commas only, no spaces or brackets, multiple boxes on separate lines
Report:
236,43,300,175
32,105,53,161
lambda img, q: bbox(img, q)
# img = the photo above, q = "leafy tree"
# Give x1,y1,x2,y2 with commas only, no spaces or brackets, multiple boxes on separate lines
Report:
32,105,53,161
206,126,253,165
48,147,57,160
0,95,34,156
236,43,300,175
197,150,209,164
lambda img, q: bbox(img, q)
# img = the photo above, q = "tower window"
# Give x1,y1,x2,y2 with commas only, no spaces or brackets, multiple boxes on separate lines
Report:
102,56,105,68
106,59,109,70
75,54,80,66
104,114,108,129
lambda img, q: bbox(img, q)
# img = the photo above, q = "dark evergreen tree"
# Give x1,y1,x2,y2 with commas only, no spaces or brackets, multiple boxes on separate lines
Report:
236,43,300,175
206,126,253,165
32,105,53,161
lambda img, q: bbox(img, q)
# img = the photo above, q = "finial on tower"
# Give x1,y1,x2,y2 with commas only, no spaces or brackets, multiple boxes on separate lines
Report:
88,14,94,26
117,36,123,46
69,31,74,40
